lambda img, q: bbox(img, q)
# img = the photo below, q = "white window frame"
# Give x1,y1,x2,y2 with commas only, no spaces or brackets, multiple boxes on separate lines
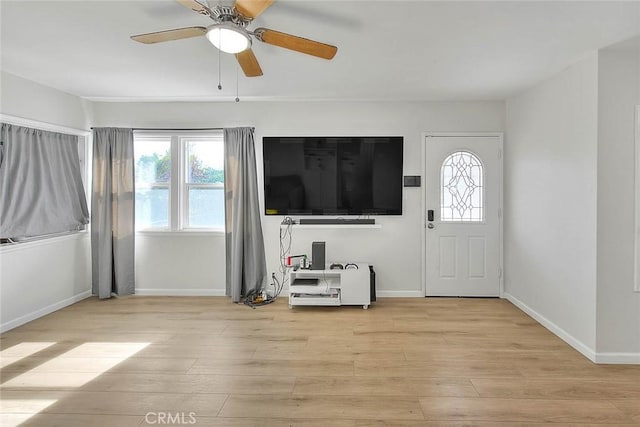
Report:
134,135,172,231
181,135,225,231
134,130,224,233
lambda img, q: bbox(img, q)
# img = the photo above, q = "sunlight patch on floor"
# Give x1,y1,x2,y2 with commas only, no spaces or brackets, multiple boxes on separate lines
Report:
2,371,109,389
0,342,150,424
0,342,56,367
0,413,35,427
0,398,58,426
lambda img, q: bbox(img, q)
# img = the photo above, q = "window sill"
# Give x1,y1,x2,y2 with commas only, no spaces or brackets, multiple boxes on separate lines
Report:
0,232,88,254
136,229,225,237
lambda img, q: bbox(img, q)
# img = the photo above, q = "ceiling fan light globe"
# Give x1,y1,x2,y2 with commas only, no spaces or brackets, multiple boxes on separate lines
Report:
206,24,251,54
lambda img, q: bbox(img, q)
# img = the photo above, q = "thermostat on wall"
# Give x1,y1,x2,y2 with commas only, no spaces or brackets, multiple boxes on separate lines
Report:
403,176,421,187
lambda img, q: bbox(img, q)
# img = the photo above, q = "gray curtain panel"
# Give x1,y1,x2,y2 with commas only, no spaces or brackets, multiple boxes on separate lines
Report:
0,123,89,239
224,127,267,302
91,128,135,299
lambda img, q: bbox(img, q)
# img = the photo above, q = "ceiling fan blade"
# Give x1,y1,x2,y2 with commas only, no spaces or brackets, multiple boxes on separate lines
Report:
131,27,207,44
175,0,212,16
234,0,274,19
254,28,337,60
236,49,263,77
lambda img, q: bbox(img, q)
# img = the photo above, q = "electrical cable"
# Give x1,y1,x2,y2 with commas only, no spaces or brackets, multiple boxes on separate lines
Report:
242,217,293,308
278,217,294,292
321,269,331,295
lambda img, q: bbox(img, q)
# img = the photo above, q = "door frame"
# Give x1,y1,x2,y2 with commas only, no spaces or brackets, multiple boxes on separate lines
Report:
635,105,640,292
421,132,504,297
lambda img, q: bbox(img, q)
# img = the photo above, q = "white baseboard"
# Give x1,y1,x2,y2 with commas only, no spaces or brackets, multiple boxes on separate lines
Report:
505,293,640,365
135,288,226,297
376,290,425,297
0,290,92,333
503,292,597,362
595,352,640,364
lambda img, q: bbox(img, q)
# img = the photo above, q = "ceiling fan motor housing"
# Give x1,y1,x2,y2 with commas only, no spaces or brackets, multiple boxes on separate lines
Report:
211,5,251,27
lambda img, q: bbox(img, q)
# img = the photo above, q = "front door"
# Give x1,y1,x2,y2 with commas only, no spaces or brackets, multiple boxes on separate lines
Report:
425,135,502,296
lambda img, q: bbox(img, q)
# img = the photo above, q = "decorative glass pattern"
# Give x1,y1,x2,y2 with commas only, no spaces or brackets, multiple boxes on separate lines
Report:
440,151,484,222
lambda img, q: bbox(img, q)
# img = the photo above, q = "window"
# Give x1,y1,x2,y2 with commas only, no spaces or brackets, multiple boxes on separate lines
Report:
134,131,224,231
440,150,484,222
0,122,90,242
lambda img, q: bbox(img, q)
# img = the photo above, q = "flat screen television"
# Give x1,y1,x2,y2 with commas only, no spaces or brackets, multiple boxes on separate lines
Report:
263,136,403,215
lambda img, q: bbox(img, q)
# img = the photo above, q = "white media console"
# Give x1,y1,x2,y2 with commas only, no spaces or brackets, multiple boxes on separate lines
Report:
288,263,371,309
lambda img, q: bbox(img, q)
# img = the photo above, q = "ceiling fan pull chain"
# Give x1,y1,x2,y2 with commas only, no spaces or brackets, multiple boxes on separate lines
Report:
217,46,222,90
235,67,240,102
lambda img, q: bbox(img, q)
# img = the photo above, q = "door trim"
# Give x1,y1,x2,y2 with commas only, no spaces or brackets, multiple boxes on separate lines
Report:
635,105,640,292
421,132,504,297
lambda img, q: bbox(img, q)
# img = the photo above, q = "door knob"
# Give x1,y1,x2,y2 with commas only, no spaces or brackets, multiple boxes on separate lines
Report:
427,223,434,229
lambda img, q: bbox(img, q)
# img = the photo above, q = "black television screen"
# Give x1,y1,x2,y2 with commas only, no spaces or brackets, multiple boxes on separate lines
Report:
263,136,403,215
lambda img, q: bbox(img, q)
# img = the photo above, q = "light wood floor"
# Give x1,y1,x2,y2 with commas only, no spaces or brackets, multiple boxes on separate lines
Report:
1,297,640,426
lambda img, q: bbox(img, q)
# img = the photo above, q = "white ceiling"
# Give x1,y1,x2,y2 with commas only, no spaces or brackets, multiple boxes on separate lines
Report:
1,0,639,102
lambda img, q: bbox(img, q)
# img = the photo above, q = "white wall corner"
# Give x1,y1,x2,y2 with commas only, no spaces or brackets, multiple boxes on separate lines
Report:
0,290,92,333
503,292,597,363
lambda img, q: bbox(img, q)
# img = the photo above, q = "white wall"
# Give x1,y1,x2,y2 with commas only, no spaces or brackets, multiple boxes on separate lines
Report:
504,53,599,355
135,233,226,295
596,47,640,358
0,72,93,332
92,100,505,296
0,71,92,130
0,235,91,332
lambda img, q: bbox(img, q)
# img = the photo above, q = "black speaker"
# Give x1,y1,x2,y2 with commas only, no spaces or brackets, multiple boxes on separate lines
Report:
311,241,325,270
369,265,376,302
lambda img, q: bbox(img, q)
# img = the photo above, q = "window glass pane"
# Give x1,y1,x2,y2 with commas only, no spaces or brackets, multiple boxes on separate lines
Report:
135,139,171,184
188,188,224,228
135,138,171,229
186,140,224,184
135,187,169,229
440,151,484,222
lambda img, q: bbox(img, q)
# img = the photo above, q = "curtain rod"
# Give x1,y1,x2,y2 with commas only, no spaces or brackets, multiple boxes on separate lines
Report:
90,127,224,131
134,127,226,131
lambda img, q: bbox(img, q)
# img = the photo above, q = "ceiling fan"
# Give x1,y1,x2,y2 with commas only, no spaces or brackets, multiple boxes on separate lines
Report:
131,0,338,77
